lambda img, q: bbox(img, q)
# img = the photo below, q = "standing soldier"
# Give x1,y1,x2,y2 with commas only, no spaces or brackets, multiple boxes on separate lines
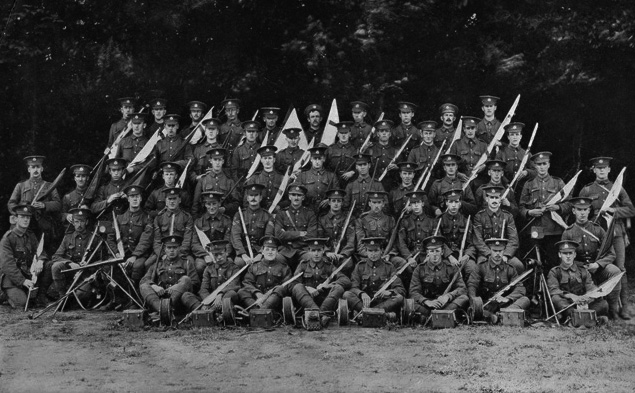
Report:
349,101,372,149
61,164,92,224
139,235,200,316
295,145,338,213
391,101,420,155
496,122,535,184
191,118,223,181
192,148,239,218
145,162,192,217
388,162,419,216
304,104,324,144
474,160,519,218
467,238,530,324
219,98,244,157
428,154,478,217
118,113,149,173
325,121,357,186
579,156,635,319
409,235,469,322
191,191,233,278
152,114,193,169
274,184,318,270
231,184,276,268
260,107,281,145
0,204,53,309
317,189,356,271
290,238,352,327
146,98,167,136
368,119,398,190
561,197,623,319
343,153,385,217
408,120,440,180
108,97,134,147
343,237,406,319
244,146,283,210
9,155,62,254
435,103,459,148
397,191,436,266
90,158,128,218
449,116,487,184
237,236,292,311
230,120,260,181
475,95,501,145
180,101,207,139
275,128,305,175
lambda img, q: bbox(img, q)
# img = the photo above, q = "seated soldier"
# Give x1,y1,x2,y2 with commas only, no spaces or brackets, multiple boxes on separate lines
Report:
474,160,519,218
473,185,524,274
191,191,233,278
182,240,241,312
237,236,292,312
547,240,609,323
343,153,385,218
343,237,406,319
243,145,284,210
428,154,478,217
192,147,239,218
317,189,356,274
290,238,352,327
397,191,436,267
388,162,419,216
0,204,53,309
144,162,192,217
295,145,338,214
409,236,468,322
467,238,530,324
139,235,200,316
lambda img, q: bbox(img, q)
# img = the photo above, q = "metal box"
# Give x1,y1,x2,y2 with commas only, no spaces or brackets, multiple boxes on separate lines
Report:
431,310,456,329
304,309,321,331
192,309,216,327
499,308,524,327
361,308,386,327
123,309,145,328
250,309,274,328
572,309,597,328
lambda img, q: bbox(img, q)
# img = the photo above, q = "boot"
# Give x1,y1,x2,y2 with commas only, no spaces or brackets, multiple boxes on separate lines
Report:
608,300,620,320
181,292,202,312
619,276,631,320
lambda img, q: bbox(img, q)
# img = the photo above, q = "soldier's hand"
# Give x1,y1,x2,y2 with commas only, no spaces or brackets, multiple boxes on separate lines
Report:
307,286,319,297
124,256,136,269
152,285,165,296
107,193,120,204
32,201,45,209
449,256,460,267
519,170,528,179
424,300,437,309
428,299,443,309
204,255,213,264
33,259,44,275
211,294,223,310
341,171,355,181
408,257,417,267
545,204,559,212
387,163,398,171
299,231,307,238
378,290,391,299
242,254,252,265
495,295,509,304
219,207,226,214
381,254,390,263
502,255,509,263
166,286,176,295
460,254,471,264
502,198,511,207
437,294,451,307
69,262,80,270
528,208,544,217
66,213,73,223
361,293,371,308
255,292,264,300
319,199,329,209
607,207,616,214
457,173,469,182
253,254,263,262
435,209,443,217
586,262,599,273
23,279,35,290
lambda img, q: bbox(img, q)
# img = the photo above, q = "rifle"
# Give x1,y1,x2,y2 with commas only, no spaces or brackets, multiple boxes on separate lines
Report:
377,135,412,182
502,123,538,200
419,140,446,191
594,167,626,224
243,271,304,311
359,112,385,154
268,166,292,213
350,251,420,323
245,130,270,179
443,216,471,295
316,257,352,291
60,257,124,273
482,268,533,308
237,207,254,259
24,234,45,312
333,200,356,255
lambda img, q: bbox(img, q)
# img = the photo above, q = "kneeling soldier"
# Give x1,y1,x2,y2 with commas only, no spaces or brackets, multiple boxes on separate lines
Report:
467,238,530,323
237,236,292,311
182,240,241,312
409,236,468,322
139,235,200,315
0,204,53,309
290,238,352,327
547,240,608,323
343,237,406,318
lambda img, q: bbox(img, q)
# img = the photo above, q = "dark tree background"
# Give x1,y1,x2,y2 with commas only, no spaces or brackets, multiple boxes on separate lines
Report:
1,0,635,233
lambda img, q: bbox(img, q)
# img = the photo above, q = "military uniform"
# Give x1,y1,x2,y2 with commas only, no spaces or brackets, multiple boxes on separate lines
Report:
326,140,357,181
237,246,293,310
275,146,304,175
428,176,477,215
476,118,501,145
475,181,519,218
350,121,372,149
547,261,608,320
274,204,318,268
449,135,488,176
496,144,535,182
153,134,193,169
410,258,468,318
317,210,356,259
473,207,524,273
192,211,233,276
391,123,421,156
145,185,192,217
231,139,259,181
244,170,284,209
408,142,440,177
191,140,222,180
108,118,128,147
50,226,92,296
435,126,455,148
343,175,385,217
192,170,239,217
231,206,275,266
107,206,153,283
296,167,338,208
355,209,407,272
220,120,244,157
117,133,149,164
397,212,436,260
91,178,126,216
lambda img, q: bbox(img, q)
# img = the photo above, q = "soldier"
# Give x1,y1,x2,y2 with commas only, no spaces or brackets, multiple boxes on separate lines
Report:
181,239,241,312
8,155,62,255
304,104,324,143
118,113,148,169
579,156,635,319
237,236,292,311
325,121,357,185
275,128,305,175
397,191,436,266
496,122,535,184
391,101,421,156
108,97,134,147
146,98,167,136
546,240,609,323
388,162,419,216
219,98,244,156
231,184,276,268
109,185,153,287
407,120,440,181
90,158,128,218
519,151,571,266
139,235,200,316
428,154,477,217
274,184,318,270
192,148,239,218
230,120,261,181
192,191,233,278
317,189,356,273
349,101,372,149
244,145,283,210
475,95,502,145
290,238,352,327
467,238,530,324
434,189,477,278
561,197,622,319
152,114,193,169
434,103,458,148
473,185,524,274
368,119,398,190
260,107,281,145
449,116,487,183
343,237,406,318
409,235,469,322
61,164,92,224
474,160,519,218
295,145,338,212
180,101,207,139
0,204,53,309
343,153,385,217
145,162,192,217
191,118,223,181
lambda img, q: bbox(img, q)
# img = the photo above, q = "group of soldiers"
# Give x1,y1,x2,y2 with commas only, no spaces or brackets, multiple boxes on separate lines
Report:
1,94,633,328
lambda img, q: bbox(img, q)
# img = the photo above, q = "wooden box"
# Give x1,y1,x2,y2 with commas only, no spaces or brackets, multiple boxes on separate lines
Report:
250,309,274,328
572,309,596,328
361,308,386,327
123,309,145,328
192,310,216,327
499,308,524,327
431,310,456,329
